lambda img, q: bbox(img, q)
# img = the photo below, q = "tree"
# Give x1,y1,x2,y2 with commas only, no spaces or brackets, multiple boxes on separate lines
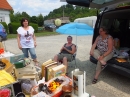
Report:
37,14,44,26
22,12,30,19
30,16,38,24
14,12,23,22
10,14,17,22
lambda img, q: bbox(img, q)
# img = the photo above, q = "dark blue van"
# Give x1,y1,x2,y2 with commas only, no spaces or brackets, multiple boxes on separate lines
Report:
63,0,130,78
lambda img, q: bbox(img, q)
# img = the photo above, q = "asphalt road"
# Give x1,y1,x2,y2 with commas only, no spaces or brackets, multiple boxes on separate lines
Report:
4,34,130,97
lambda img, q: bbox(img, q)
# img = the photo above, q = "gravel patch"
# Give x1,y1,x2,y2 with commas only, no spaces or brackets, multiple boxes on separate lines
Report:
4,34,130,97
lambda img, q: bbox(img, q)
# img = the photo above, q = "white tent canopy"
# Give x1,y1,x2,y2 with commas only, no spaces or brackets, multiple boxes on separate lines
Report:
74,16,97,28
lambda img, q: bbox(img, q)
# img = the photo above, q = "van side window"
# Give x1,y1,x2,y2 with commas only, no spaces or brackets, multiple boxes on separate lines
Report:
101,19,109,27
129,20,130,29
111,19,120,33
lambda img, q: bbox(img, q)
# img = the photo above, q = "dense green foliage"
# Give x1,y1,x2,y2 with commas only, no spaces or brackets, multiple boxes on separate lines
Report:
44,4,97,22
1,22,8,33
8,23,20,34
9,4,97,26
8,22,38,34
7,31,59,39
30,23,38,33
10,11,44,27
9,2,130,27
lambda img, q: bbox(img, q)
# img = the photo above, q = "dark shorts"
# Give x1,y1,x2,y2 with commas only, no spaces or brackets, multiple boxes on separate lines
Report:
58,53,73,62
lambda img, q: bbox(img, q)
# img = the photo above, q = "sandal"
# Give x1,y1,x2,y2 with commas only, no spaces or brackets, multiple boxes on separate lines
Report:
33,60,39,66
92,79,98,84
101,64,107,70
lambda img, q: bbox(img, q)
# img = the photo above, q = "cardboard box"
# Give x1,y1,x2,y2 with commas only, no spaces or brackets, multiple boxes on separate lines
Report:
14,62,37,79
19,74,36,80
50,64,66,79
41,59,55,77
44,62,58,81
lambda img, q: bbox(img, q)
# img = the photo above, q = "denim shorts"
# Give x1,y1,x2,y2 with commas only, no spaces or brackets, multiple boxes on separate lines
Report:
22,48,37,59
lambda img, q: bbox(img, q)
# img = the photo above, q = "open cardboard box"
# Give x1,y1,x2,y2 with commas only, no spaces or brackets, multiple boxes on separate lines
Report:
31,76,72,97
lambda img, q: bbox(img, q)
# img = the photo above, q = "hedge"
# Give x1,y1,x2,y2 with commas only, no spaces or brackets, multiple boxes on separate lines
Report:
30,23,38,33
8,22,38,34
8,22,20,34
1,22,8,33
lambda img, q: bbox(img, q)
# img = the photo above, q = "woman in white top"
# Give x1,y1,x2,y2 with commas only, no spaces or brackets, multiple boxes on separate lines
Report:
90,26,114,84
17,18,38,65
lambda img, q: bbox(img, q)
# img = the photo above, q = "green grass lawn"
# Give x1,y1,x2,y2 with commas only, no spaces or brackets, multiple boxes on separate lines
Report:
7,31,60,39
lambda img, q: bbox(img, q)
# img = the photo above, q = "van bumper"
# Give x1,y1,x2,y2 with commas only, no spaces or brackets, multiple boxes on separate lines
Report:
90,56,130,78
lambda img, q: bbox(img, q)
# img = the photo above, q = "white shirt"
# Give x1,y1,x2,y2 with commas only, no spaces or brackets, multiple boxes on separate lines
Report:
17,26,34,48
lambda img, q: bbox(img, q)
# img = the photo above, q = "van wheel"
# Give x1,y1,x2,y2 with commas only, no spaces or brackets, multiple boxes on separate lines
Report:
0,36,2,42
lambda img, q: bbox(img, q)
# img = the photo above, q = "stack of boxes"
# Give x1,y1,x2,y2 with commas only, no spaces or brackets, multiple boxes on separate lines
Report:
42,59,66,82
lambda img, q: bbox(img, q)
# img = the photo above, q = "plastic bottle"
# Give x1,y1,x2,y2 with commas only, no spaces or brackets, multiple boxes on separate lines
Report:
114,38,120,49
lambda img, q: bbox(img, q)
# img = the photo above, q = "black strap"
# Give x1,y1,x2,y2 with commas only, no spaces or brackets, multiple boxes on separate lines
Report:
64,43,67,47
64,43,74,47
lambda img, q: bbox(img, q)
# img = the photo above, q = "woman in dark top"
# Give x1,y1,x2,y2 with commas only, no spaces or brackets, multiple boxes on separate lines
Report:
53,36,76,71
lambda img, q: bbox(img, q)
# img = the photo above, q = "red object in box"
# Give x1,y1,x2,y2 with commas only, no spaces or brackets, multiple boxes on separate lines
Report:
0,48,4,54
52,90,63,97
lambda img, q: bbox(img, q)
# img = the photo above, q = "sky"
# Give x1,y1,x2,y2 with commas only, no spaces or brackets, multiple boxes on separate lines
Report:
7,0,66,16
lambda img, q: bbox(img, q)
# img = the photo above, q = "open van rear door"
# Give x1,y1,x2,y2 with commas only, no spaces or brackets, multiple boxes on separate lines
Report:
61,0,130,9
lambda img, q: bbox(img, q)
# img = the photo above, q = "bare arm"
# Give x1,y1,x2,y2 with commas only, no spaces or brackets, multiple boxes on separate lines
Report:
103,37,114,57
33,33,36,42
60,45,64,52
17,34,22,49
33,33,37,47
90,36,99,55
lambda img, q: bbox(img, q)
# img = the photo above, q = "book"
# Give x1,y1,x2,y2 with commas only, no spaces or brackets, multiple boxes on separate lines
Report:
47,64,57,81
41,59,54,77
50,64,66,78
44,62,57,81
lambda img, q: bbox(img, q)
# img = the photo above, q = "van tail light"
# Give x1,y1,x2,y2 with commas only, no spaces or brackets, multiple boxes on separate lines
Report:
3,29,6,33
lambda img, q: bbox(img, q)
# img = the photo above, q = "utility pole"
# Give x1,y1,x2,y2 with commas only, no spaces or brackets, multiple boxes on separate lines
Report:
62,5,64,20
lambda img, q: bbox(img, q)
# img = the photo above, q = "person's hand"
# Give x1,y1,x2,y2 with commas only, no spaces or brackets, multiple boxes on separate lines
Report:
34,42,37,47
98,55,104,60
18,44,22,50
63,47,67,50
90,50,94,56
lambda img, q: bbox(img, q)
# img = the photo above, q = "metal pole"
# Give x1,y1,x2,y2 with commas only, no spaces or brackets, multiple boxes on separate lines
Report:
62,5,64,20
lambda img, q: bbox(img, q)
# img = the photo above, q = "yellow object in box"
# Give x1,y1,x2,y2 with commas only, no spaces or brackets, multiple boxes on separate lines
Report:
1,58,14,74
49,64,66,80
0,70,15,87
41,59,55,77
